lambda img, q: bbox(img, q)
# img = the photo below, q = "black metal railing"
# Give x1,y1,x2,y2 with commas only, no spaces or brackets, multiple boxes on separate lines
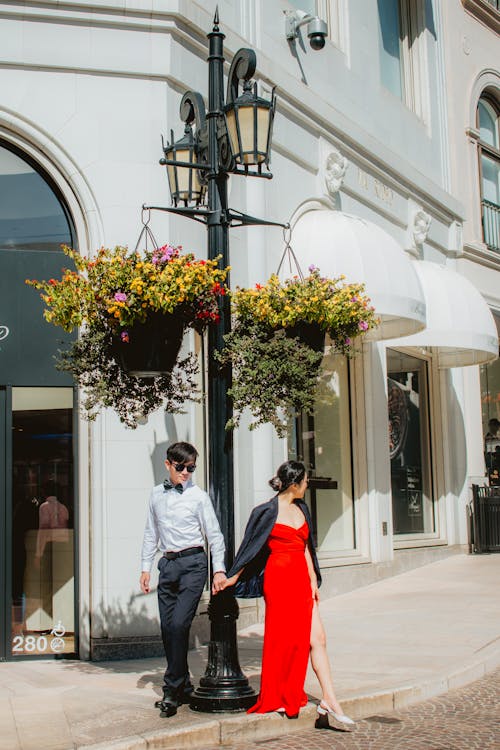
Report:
469,484,500,553
482,199,500,252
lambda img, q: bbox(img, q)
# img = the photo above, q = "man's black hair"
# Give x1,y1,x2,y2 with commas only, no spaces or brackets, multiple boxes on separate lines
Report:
166,441,198,464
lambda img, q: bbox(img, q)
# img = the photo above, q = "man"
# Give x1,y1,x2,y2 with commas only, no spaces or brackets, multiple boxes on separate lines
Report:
486,417,500,439
140,441,227,717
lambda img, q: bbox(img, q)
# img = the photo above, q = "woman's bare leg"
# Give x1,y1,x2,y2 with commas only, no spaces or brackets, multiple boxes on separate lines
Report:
309,602,343,713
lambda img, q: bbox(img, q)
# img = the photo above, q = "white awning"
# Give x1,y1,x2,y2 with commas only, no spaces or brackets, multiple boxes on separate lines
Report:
388,261,499,368
290,209,426,340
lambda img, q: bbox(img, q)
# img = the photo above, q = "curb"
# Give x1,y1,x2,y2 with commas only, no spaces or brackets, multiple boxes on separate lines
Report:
75,647,500,750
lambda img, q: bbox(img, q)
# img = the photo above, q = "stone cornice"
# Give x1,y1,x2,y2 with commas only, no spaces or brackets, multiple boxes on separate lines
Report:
462,0,500,35
463,241,500,270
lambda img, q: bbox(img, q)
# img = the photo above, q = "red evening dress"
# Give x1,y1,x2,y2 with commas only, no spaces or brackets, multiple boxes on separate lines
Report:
247,521,313,717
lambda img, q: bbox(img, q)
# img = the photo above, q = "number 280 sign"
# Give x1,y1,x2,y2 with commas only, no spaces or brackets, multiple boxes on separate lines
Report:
12,621,66,654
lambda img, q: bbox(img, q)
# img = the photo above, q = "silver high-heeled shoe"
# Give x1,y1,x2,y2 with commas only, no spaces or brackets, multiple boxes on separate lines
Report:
316,702,355,729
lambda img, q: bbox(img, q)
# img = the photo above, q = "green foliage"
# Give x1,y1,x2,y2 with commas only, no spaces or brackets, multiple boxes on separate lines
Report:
57,322,200,429
216,325,323,437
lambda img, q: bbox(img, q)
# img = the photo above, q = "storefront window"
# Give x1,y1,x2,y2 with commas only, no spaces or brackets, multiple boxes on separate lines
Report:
288,351,355,553
480,320,500,485
387,349,435,535
11,387,75,657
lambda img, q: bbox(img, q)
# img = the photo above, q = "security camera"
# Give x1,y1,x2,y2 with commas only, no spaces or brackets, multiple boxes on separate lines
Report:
285,9,328,52
307,17,328,50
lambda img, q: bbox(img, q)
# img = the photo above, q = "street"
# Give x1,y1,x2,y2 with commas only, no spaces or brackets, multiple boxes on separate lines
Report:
204,667,500,750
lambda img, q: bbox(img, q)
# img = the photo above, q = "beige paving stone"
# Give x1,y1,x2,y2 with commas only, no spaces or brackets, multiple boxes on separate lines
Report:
141,720,220,749
0,703,21,750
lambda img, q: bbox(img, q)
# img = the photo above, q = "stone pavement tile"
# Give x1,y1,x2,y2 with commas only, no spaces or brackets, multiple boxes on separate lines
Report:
0,702,21,750
141,720,220,749
10,695,73,750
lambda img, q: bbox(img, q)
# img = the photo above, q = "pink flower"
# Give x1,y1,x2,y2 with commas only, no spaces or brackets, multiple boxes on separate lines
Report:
114,292,127,302
152,244,177,264
345,337,352,345
120,331,130,343
359,320,369,331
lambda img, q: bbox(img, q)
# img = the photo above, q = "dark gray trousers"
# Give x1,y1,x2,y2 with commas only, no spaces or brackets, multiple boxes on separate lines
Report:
157,551,207,694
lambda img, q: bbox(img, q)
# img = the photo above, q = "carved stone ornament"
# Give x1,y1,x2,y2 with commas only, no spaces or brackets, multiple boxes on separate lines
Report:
412,209,432,245
325,149,348,196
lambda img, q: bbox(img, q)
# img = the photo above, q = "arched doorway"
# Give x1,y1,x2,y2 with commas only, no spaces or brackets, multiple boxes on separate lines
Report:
0,141,78,659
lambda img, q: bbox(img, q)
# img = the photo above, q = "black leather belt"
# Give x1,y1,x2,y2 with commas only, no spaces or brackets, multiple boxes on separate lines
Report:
163,546,204,560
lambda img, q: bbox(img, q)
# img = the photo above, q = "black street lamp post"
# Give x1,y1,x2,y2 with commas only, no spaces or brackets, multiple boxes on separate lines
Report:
145,11,284,712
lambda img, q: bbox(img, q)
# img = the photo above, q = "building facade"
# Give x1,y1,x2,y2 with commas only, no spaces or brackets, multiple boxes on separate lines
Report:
0,0,498,661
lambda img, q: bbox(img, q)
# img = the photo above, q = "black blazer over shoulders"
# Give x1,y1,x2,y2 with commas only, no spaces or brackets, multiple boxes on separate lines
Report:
227,495,322,598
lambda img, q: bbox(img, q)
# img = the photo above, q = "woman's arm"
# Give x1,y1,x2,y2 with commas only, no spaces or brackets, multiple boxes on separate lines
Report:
305,545,320,602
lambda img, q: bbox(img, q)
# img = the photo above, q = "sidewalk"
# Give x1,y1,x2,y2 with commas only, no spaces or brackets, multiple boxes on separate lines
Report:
1,554,499,750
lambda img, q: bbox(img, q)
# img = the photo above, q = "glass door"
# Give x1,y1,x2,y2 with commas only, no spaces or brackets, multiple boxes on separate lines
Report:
288,352,355,553
8,387,76,658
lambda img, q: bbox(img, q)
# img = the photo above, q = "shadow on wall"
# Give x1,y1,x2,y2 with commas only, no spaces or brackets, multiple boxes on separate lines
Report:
150,414,179,486
90,594,161,640
76,598,164,662
443,369,467,499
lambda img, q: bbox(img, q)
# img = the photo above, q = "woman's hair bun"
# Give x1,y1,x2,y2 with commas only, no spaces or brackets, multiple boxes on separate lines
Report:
269,476,282,491
269,460,306,493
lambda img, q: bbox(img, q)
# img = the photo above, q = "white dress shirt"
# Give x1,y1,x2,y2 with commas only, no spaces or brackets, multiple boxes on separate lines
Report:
141,481,226,574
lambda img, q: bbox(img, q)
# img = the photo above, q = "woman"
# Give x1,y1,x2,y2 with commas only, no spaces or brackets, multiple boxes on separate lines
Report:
217,460,354,728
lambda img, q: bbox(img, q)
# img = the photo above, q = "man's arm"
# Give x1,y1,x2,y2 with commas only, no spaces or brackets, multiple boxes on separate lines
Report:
198,493,227,593
139,490,159,593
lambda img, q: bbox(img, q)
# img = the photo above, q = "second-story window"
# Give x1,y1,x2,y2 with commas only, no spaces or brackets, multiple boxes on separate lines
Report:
378,0,429,122
477,95,500,252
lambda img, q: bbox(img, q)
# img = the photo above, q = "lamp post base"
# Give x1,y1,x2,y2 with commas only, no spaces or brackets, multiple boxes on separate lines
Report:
189,591,257,713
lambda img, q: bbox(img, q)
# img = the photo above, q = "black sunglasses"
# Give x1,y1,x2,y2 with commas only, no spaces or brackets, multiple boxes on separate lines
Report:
173,462,196,473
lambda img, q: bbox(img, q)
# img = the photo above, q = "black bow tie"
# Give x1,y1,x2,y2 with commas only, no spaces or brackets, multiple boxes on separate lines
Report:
164,479,184,494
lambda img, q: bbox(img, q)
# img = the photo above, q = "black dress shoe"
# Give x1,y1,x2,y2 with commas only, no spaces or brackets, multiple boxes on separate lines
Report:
159,700,178,718
154,690,177,709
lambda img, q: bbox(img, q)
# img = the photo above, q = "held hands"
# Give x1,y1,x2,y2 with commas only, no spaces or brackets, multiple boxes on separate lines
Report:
212,573,240,594
211,571,229,595
140,571,151,594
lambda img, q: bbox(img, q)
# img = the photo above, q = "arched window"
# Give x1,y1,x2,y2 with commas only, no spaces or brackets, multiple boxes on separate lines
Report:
477,94,500,251
0,140,76,386
0,143,74,252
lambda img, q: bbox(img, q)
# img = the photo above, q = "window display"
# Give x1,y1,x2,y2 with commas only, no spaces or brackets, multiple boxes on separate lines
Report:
387,349,435,535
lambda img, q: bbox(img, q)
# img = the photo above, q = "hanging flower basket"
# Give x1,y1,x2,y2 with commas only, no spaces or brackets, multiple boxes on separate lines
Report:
216,267,378,436
284,322,326,353
112,312,186,377
26,243,229,427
